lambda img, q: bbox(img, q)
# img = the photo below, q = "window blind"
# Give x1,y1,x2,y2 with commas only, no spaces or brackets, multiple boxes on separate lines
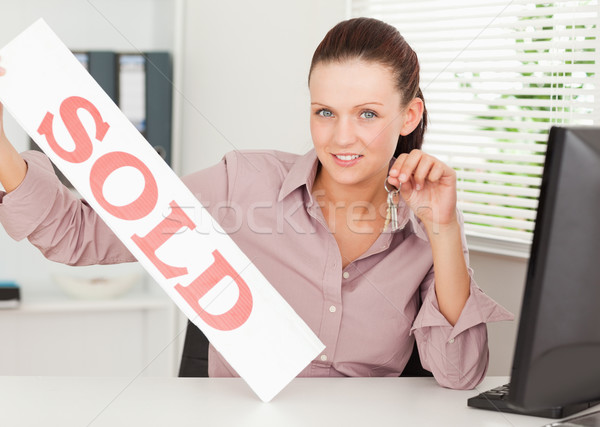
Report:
351,0,599,248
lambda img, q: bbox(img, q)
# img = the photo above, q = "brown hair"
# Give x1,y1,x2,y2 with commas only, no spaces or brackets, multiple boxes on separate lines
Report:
308,17,427,157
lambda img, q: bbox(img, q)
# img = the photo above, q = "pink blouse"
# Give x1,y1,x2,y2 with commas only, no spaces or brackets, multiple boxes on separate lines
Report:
0,149,513,389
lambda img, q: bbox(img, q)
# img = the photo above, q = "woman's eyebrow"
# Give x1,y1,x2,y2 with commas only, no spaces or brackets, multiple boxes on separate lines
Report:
354,102,384,108
310,102,384,108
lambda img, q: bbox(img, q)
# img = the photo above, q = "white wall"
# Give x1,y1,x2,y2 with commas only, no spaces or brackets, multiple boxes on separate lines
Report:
469,251,528,376
0,0,174,51
177,0,348,174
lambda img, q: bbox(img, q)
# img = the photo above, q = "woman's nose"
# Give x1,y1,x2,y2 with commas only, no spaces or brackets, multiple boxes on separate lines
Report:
333,117,357,147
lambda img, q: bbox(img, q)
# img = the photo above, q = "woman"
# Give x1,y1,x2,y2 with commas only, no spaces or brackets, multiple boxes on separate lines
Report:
0,18,511,388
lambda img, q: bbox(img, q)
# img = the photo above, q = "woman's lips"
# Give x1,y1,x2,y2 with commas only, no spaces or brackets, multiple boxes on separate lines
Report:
331,153,363,167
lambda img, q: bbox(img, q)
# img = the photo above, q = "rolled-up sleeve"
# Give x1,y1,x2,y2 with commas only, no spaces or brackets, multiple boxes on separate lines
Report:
411,268,514,389
409,212,514,390
0,151,134,265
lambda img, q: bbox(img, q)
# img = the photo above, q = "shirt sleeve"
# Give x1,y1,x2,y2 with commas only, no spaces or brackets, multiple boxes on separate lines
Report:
0,150,234,267
409,212,514,390
0,151,134,265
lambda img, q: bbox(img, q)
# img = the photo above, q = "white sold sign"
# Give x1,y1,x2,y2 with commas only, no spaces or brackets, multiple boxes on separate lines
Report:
0,19,324,402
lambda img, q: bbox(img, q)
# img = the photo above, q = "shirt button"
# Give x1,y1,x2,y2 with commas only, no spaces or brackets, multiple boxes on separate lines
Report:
329,305,336,313
320,354,328,362
342,272,350,279
448,338,455,344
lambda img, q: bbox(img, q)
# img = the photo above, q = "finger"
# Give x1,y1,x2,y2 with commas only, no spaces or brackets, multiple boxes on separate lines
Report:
387,174,401,189
427,162,445,183
399,175,416,202
0,56,5,76
412,155,436,191
388,154,408,188
398,149,423,185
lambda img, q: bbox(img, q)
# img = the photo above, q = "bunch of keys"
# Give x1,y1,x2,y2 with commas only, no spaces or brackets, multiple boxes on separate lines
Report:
384,179,400,231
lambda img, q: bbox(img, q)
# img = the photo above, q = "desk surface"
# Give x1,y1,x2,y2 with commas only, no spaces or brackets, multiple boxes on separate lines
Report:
0,376,587,427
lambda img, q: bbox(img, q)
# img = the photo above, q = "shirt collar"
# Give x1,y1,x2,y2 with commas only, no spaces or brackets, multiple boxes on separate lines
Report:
277,149,428,242
277,149,320,202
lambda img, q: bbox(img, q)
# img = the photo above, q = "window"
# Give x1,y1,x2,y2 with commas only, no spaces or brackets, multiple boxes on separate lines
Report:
351,0,599,256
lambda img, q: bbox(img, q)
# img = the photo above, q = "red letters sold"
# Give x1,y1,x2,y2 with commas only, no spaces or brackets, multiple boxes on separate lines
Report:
174,249,253,331
38,96,109,164
38,95,253,331
90,151,158,220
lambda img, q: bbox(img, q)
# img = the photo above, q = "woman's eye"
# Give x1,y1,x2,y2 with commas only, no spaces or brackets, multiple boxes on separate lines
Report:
360,110,377,119
317,109,333,118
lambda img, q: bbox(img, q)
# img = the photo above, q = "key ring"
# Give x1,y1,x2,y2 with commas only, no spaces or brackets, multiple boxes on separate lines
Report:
384,180,399,194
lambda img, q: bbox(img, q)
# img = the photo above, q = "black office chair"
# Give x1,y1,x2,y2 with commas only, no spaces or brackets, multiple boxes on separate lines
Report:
179,320,211,378
178,320,432,378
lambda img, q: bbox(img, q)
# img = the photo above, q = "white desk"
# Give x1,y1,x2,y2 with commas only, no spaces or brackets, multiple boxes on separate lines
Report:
0,376,592,427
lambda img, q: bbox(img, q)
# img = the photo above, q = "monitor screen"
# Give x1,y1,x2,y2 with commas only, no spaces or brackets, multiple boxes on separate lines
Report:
507,126,600,411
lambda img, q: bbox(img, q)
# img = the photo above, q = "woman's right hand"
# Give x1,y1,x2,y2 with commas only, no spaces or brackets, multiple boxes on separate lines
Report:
0,57,28,193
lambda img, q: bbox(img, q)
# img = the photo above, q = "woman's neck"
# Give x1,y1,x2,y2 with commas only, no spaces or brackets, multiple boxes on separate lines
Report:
312,166,389,213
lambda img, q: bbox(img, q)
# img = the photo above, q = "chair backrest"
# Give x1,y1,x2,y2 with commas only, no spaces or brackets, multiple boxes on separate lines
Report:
400,338,433,377
178,321,432,378
178,320,210,377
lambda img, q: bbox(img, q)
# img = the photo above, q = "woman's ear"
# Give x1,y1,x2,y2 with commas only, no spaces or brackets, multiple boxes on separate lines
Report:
399,97,424,136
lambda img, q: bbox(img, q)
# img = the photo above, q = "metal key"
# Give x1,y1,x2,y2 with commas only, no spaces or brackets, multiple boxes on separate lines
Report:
384,180,400,231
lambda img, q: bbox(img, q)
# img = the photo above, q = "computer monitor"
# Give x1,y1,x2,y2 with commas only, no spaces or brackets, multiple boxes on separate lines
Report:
507,126,600,412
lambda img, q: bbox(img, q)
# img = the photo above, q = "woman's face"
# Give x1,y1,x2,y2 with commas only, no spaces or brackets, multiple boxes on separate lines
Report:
309,59,415,190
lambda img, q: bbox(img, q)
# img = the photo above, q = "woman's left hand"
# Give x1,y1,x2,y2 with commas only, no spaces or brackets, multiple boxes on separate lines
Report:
387,149,457,230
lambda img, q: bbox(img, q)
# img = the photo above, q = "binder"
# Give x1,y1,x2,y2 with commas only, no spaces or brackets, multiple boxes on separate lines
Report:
118,52,173,165
144,52,172,166
118,54,146,133
89,51,118,103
